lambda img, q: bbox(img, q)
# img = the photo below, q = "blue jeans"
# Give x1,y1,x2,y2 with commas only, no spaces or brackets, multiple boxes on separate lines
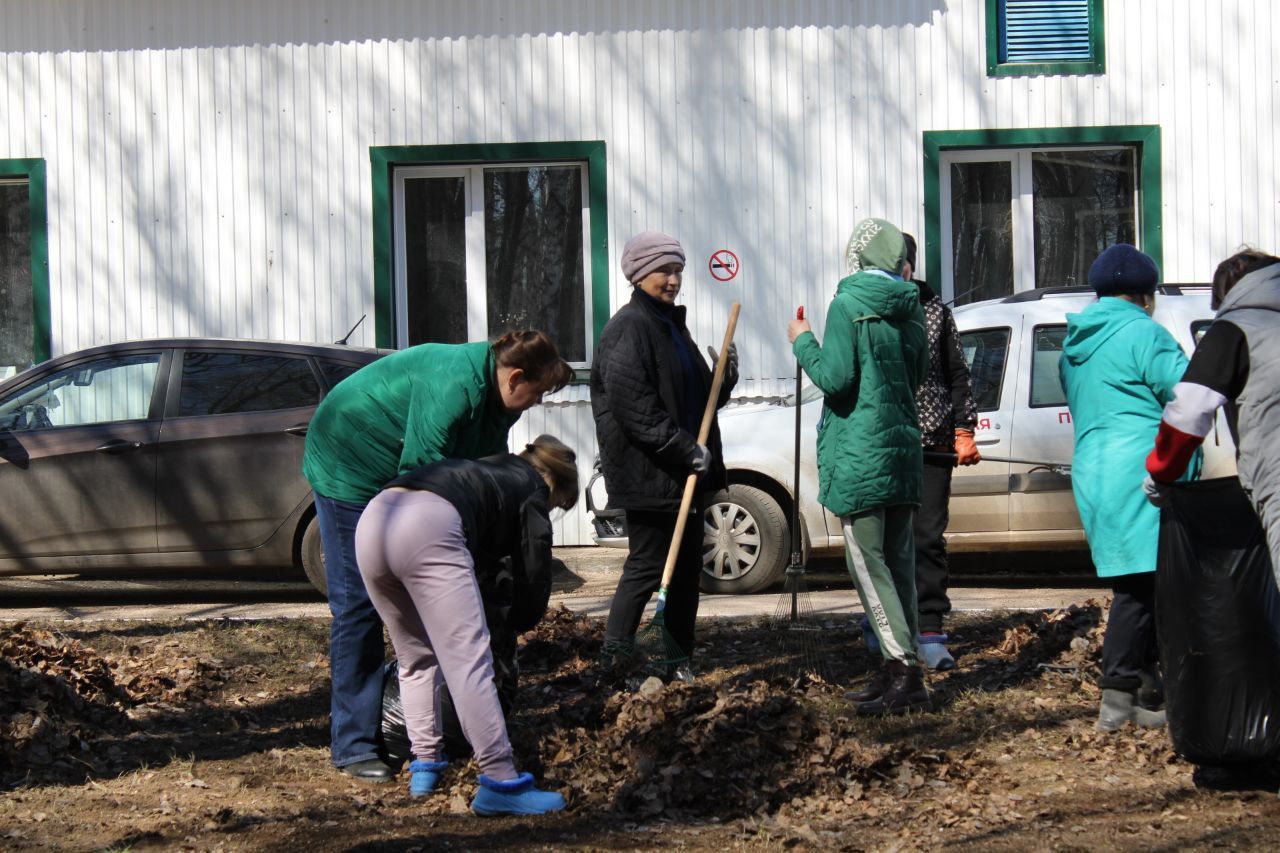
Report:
314,492,386,767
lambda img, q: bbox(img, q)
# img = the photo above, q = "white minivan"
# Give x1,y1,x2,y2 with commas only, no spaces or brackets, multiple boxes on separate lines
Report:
587,285,1236,594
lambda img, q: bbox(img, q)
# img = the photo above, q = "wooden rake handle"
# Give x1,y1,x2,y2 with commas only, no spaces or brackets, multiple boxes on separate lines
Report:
659,302,741,591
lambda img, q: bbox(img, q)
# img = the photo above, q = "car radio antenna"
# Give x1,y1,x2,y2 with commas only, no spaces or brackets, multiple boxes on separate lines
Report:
335,314,367,346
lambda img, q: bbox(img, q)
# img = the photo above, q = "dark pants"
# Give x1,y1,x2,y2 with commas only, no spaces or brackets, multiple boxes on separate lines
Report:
914,455,954,634
314,492,386,768
605,507,704,657
1099,572,1158,691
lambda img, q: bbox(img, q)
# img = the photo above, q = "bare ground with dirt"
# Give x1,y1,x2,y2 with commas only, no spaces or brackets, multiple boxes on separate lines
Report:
3,602,1280,851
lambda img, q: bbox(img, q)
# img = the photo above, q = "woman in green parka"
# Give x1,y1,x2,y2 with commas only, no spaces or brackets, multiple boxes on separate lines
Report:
788,217,930,715
1059,243,1199,732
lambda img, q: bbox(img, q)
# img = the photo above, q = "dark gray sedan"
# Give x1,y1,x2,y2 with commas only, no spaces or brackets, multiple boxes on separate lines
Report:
0,338,388,593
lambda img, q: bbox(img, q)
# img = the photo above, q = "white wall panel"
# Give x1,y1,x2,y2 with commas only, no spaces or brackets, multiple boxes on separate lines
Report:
2,0,1278,542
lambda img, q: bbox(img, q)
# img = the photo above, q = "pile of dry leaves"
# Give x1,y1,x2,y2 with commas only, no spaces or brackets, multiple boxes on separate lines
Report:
0,624,225,785
390,600,1121,825
10,598,1278,848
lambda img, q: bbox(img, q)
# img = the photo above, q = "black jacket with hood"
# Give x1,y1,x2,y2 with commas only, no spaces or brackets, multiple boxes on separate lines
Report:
384,454,553,632
591,288,735,511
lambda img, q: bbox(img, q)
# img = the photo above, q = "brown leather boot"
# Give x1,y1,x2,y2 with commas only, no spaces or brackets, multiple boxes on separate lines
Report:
843,662,891,703
855,660,932,715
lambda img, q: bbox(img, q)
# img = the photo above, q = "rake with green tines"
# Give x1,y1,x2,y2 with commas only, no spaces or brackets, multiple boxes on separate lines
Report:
634,302,741,677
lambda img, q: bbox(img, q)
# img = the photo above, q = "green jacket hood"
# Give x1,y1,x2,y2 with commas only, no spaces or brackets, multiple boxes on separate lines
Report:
1063,298,1150,366
835,271,918,322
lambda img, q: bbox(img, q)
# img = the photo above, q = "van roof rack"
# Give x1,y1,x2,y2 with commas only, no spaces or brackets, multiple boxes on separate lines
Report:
1000,283,1209,303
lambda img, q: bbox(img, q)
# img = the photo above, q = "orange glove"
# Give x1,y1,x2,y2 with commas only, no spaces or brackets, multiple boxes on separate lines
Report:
954,428,981,466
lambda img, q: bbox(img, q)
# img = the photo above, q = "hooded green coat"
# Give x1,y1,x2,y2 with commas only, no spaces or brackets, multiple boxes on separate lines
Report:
1059,298,1196,576
792,271,929,516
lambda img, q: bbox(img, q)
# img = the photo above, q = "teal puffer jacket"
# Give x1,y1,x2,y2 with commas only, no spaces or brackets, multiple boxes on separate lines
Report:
792,271,928,516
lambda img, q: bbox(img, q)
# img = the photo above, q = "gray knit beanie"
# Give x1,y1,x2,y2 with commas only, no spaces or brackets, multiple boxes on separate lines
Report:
621,231,686,283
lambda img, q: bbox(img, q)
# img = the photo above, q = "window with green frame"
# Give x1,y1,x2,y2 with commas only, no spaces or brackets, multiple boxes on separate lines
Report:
923,126,1162,306
986,0,1105,77
0,159,50,379
371,142,607,369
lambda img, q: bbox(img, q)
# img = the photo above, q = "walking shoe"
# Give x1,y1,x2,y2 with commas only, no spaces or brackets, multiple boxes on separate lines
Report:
339,758,395,783
856,660,932,715
471,772,566,816
407,759,448,798
858,617,881,655
918,633,957,671
1097,688,1167,731
844,662,891,703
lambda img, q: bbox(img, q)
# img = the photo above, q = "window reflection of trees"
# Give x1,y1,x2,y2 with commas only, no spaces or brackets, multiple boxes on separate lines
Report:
1032,150,1136,288
179,353,318,416
485,167,585,361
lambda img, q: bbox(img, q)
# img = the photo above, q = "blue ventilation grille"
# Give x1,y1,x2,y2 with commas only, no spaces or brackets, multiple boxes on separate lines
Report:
1001,0,1093,63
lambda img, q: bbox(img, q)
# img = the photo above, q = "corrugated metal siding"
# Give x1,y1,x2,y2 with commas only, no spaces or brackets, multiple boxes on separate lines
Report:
2,0,1277,543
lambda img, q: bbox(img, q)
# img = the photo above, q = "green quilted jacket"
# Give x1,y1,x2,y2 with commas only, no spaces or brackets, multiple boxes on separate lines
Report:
792,271,929,516
302,342,518,503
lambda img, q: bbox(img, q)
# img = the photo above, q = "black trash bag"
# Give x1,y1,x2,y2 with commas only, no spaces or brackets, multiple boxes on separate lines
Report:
1156,476,1280,766
380,612,519,769
380,660,412,771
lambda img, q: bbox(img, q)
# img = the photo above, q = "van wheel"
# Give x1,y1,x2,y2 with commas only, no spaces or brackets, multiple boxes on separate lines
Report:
300,514,328,598
699,484,789,595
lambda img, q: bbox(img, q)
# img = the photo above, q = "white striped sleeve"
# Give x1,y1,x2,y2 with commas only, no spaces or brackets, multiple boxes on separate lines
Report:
1162,381,1227,438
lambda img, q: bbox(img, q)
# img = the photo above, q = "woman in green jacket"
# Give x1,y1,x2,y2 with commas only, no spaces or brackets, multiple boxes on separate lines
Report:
788,218,930,715
302,331,573,782
1059,244,1196,732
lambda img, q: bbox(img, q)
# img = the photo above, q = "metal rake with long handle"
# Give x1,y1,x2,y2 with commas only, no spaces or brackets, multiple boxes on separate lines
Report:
769,306,828,685
634,303,741,674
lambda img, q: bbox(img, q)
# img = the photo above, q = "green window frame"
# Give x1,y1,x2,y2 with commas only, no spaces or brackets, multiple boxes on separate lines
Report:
986,0,1106,77
0,158,50,372
923,125,1162,301
370,142,608,365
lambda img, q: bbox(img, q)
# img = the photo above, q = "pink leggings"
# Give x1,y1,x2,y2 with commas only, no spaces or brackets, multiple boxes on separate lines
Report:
354,488,517,779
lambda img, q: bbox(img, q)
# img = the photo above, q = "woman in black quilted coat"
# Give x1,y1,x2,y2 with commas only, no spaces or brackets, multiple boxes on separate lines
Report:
590,231,738,676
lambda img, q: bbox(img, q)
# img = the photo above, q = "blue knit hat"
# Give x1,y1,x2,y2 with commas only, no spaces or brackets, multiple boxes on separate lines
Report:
1088,244,1159,296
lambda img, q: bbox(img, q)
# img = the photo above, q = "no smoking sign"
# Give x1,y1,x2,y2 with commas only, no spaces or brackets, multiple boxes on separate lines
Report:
708,249,739,282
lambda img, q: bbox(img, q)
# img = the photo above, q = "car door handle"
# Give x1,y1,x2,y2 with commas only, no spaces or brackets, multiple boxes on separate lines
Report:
284,424,309,437
95,440,144,455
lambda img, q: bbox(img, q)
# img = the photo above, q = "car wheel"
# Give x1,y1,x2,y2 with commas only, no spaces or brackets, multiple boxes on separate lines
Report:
300,514,328,598
699,484,789,595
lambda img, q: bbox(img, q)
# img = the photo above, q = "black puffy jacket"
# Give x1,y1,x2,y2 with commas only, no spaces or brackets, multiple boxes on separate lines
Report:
384,454,553,632
590,288,735,511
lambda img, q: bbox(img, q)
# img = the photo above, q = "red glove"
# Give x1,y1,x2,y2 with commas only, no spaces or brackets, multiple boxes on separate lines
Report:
954,428,981,466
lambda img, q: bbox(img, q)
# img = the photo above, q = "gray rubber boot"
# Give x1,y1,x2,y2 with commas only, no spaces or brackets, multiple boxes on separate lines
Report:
1097,688,1167,731
1096,688,1136,731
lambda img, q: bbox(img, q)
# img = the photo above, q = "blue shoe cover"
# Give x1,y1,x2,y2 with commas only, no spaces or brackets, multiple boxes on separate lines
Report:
859,617,881,654
408,759,447,798
918,634,956,671
472,772,566,816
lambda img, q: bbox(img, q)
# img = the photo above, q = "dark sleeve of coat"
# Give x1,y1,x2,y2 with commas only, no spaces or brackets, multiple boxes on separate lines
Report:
940,306,978,431
505,490,554,633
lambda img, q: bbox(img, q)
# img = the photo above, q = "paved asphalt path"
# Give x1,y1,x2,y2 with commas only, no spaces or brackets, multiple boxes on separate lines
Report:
0,548,1107,623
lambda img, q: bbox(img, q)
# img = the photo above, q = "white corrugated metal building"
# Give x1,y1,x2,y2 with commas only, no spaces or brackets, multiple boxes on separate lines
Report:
2,1,1276,544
